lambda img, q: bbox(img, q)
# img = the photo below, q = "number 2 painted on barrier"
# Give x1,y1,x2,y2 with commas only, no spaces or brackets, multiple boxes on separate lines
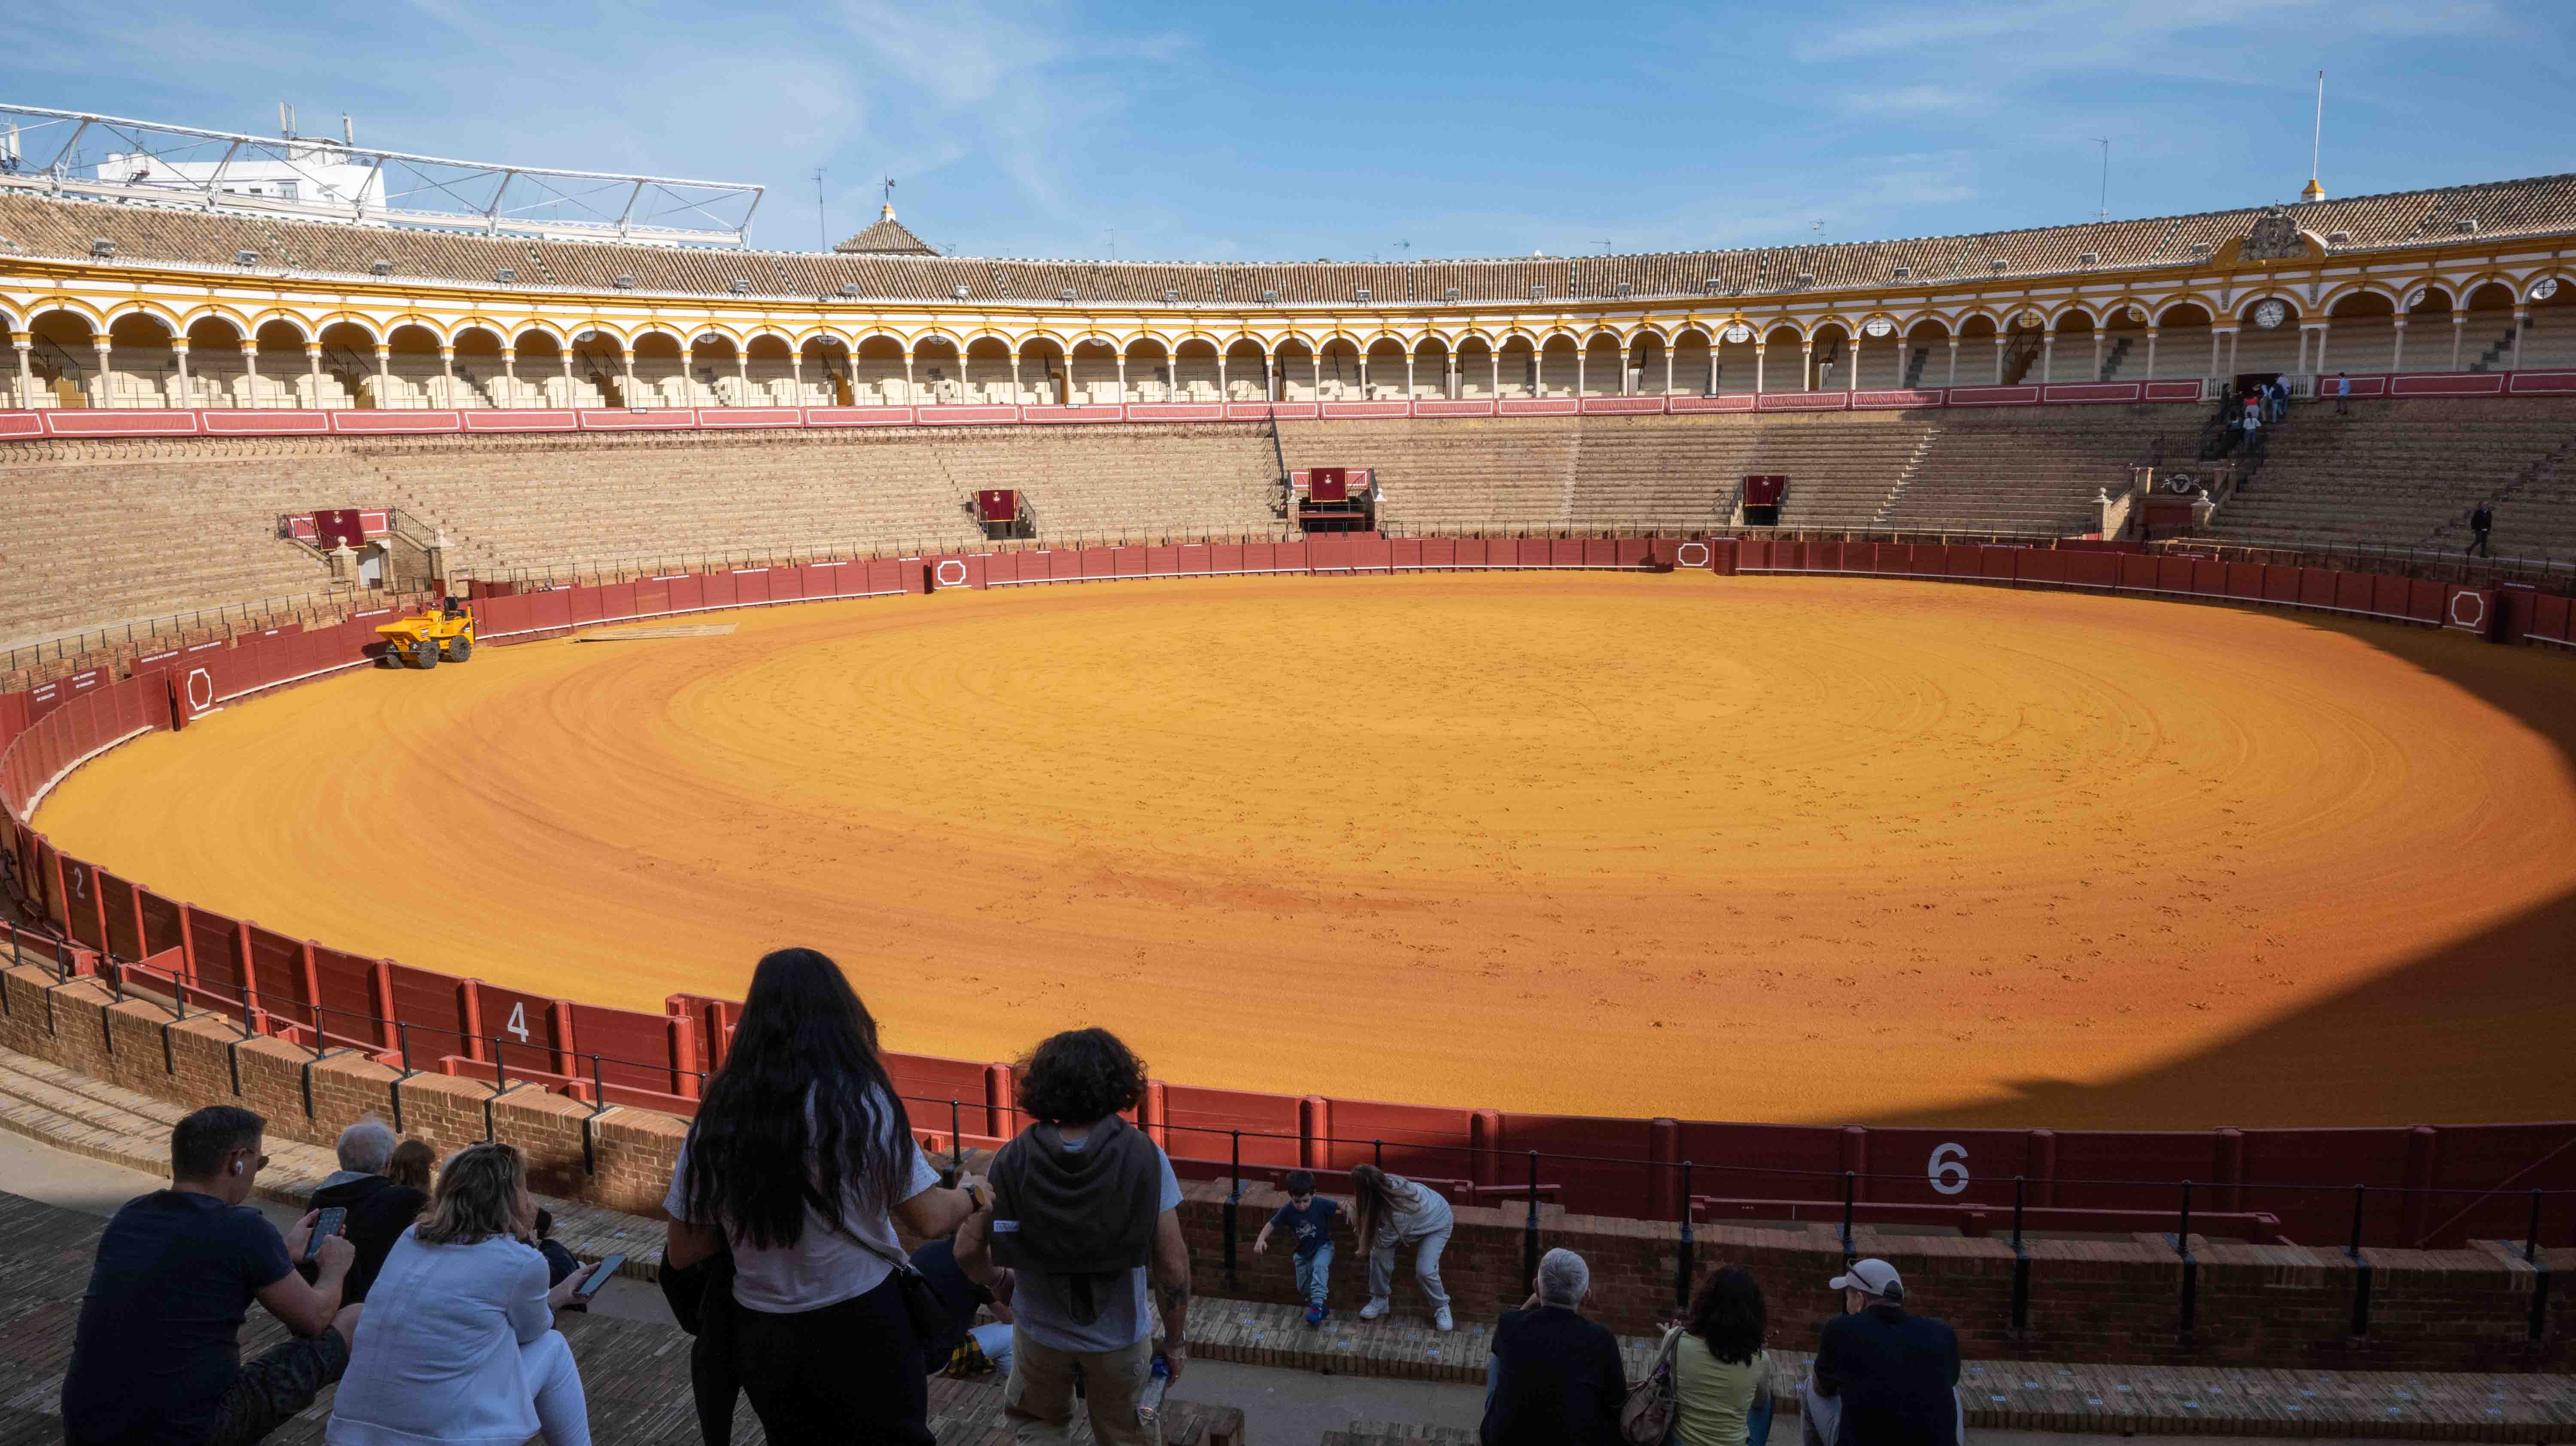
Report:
1928,1142,1969,1196
505,1002,532,1044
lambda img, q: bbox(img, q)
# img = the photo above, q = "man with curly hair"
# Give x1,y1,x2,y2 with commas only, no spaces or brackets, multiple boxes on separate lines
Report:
957,1029,1190,1446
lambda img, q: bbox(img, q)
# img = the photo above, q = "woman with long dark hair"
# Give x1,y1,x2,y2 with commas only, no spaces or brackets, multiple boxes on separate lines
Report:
662,948,979,1444
1349,1163,1455,1331
1671,1266,1772,1446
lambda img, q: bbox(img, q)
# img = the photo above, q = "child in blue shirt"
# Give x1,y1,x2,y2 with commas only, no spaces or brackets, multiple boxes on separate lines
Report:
1253,1169,1343,1326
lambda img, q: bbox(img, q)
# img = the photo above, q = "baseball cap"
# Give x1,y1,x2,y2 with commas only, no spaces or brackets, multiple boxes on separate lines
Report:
1829,1258,1903,1299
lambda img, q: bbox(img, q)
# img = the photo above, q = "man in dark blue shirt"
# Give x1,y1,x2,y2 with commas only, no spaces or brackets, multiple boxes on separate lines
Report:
62,1106,361,1446
1800,1258,1961,1446
1253,1170,1344,1324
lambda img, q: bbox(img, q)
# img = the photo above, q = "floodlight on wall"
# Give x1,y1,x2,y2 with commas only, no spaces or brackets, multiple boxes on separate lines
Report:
728,278,750,293
89,237,115,258
1795,272,1814,286
2455,217,2479,233
370,258,393,275
1444,287,1461,301
494,267,517,283
2079,251,2100,265
1614,282,1633,297
1354,287,1371,302
1163,288,1180,304
1988,258,2009,272
615,274,637,290
1528,286,1546,300
953,285,970,299
235,249,258,266
1261,289,1280,303
1058,287,1078,301
840,283,863,298
1891,265,1911,279
1703,279,1723,295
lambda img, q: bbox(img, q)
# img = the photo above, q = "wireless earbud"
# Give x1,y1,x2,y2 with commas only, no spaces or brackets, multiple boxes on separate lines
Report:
229,1160,243,1176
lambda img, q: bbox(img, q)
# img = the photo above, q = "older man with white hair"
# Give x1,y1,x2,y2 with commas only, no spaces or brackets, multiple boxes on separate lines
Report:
1480,1247,1625,1446
308,1118,429,1305
1801,1258,1962,1446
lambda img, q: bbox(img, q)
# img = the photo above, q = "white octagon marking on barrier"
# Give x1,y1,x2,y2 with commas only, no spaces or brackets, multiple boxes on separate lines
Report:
934,559,969,588
2448,590,2487,631
1929,1141,1970,1195
1677,541,1711,568
185,667,215,713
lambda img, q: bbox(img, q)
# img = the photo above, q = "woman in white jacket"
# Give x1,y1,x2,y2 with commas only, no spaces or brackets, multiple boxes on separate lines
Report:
327,1142,590,1446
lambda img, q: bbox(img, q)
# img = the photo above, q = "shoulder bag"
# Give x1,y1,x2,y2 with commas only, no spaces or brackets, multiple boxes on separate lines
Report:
1621,1325,1683,1446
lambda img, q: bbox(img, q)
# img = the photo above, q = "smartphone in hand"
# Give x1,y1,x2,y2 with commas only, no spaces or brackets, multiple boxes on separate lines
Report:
574,1253,626,1302
307,1207,347,1264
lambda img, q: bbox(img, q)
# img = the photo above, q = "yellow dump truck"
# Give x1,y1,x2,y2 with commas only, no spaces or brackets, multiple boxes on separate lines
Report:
376,598,476,668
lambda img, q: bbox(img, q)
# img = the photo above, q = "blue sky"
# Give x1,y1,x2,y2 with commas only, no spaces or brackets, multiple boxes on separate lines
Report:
10,0,2571,261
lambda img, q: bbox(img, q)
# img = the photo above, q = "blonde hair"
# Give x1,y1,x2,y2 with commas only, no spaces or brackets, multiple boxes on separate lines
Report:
415,1142,530,1247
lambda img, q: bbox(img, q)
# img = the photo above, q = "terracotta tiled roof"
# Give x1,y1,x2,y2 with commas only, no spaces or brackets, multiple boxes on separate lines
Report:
5,171,2572,307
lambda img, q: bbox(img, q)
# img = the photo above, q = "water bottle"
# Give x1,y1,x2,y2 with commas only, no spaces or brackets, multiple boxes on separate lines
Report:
1136,1352,1171,1428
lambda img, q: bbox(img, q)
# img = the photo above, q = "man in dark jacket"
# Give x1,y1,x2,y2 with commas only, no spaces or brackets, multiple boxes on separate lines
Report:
2468,501,2495,558
306,1118,427,1306
1801,1259,1960,1446
1481,1249,1624,1446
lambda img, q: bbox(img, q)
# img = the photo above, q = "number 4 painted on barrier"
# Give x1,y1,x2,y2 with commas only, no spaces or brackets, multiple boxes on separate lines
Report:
504,1003,532,1044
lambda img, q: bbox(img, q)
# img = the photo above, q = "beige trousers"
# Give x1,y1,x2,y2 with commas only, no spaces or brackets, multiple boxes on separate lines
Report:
1002,1328,1158,1446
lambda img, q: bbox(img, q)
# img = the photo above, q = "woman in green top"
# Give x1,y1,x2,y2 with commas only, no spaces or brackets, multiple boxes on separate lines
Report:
1671,1266,1773,1446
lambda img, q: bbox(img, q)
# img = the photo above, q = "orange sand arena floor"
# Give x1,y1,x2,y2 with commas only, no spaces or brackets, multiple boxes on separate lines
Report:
37,573,2576,1127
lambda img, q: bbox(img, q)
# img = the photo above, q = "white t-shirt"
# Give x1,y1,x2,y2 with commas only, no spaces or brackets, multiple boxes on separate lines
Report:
663,1086,941,1314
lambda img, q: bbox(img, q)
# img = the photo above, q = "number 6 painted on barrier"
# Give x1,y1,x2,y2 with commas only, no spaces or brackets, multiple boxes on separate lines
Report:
1928,1142,1969,1195
505,1002,532,1044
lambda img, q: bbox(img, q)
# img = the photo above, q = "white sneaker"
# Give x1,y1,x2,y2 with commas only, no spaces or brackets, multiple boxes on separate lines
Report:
1434,1306,1454,1332
1360,1297,1390,1320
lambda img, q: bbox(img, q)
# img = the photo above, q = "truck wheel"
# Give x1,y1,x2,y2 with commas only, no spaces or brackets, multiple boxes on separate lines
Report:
443,635,472,663
413,638,440,669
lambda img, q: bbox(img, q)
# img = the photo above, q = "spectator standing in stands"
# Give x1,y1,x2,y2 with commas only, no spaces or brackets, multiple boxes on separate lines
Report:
62,1105,361,1446
662,948,981,1446
1353,1163,1455,1330
2334,372,2352,416
2469,501,2495,557
1479,1248,1624,1446
384,1137,434,1193
1798,1259,1960,1446
1253,1168,1343,1325
326,1142,591,1446
956,1027,1191,1446
309,1118,427,1306
1672,1266,1774,1446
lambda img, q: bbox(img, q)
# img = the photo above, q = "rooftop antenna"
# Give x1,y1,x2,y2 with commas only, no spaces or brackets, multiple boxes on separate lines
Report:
1600,238,1613,255
279,101,295,139
341,112,353,147
813,167,827,249
2301,70,2326,203
2094,137,2110,222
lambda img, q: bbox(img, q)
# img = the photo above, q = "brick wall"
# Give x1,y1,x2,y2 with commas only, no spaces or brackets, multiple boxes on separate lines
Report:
6,965,2564,1372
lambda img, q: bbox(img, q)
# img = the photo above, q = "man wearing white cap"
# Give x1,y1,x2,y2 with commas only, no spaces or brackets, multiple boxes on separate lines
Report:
1798,1259,1962,1446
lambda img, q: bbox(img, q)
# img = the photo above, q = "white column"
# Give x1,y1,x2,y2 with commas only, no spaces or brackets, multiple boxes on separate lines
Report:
2091,331,2104,381
1945,337,1959,386
1846,339,1859,394
1263,351,1276,401
1311,353,1320,399
2312,322,2330,376
1490,351,1500,398
2226,328,2240,375
241,336,260,408
2041,331,2056,383
1575,348,1585,398
2390,319,2406,373
1993,336,2007,383
1113,353,1127,402
1753,343,1766,394
1800,341,1814,392
1405,352,1415,400
171,340,191,405
905,351,918,402
2450,313,2466,371
791,351,805,399
89,339,110,407
2511,307,2529,371
620,351,635,406
2144,328,2159,380
500,346,514,386
1663,346,1674,395
1007,350,1021,403
307,343,323,407
1356,353,1368,398
2208,329,2223,379
14,336,33,408
735,350,749,404
1215,352,1227,401
376,345,392,407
